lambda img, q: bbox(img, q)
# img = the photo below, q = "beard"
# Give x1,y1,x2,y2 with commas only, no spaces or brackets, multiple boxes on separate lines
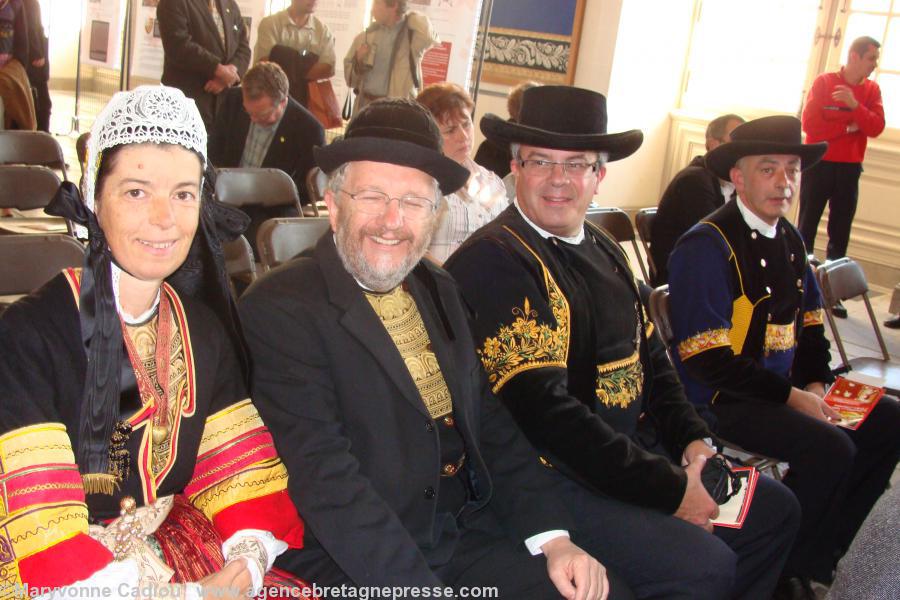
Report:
334,211,435,293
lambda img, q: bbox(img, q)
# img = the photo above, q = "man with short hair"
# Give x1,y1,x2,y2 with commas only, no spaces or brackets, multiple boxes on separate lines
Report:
650,113,744,285
254,0,334,78
157,0,251,131
446,86,799,600
253,0,335,108
239,98,628,599
667,115,900,595
209,62,324,244
344,0,437,115
799,36,885,317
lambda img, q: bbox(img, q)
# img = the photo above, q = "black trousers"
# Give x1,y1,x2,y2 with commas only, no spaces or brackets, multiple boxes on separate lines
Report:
276,506,635,599
711,396,900,581
555,468,799,599
798,160,864,260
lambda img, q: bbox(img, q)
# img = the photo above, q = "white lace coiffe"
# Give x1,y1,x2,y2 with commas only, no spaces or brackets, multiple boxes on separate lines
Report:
81,85,208,220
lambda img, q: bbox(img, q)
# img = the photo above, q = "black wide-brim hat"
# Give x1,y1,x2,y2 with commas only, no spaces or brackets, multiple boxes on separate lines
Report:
706,115,828,181
480,86,643,161
314,98,469,195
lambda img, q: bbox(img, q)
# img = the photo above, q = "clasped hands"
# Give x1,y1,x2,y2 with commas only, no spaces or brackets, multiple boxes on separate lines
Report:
204,63,240,94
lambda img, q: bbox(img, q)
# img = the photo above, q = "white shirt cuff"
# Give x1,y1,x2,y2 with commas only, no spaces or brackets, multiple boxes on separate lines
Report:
524,530,570,556
221,529,289,595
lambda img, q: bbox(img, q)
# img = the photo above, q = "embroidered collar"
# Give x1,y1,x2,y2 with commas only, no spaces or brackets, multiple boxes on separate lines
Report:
513,199,585,245
736,197,777,239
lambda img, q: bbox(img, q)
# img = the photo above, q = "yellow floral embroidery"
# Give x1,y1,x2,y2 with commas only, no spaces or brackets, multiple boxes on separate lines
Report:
765,322,795,354
803,308,824,327
677,328,731,360
596,351,643,408
479,283,570,394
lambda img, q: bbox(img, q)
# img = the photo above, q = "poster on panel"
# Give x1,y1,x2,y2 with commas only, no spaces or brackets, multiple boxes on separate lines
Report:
481,0,586,85
411,0,482,90
81,0,126,68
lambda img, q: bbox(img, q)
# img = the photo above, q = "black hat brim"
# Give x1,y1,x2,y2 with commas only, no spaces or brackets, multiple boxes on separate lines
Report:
314,137,470,195
706,140,828,181
480,113,644,162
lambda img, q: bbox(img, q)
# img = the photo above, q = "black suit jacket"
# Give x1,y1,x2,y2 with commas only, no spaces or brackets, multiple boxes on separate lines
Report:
238,234,572,587
650,154,730,285
157,0,251,129
209,87,324,203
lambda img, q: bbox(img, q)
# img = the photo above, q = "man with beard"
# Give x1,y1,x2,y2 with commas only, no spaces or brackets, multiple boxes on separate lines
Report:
238,98,627,599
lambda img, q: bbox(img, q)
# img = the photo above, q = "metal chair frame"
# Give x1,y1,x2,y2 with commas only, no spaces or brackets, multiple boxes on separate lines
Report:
816,257,898,394
0,130,68,181
215,167,304,217
634,207,657,283
585,207,651,282
0,234,85,297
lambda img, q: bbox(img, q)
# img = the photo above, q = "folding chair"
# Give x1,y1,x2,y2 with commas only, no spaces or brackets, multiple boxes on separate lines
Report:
0,130,68,181
648,285,785,478
256,217,330,272
215,167,303,215
816,257,900,395
0,165,72,235
76,132,90,176
0,234,85,311
634,207,658,284
585,207,651,282
223,235,257,297
304,167,327,217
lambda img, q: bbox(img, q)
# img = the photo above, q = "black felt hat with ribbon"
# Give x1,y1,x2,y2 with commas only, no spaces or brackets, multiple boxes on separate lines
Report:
480,85,644,161
314,97,470,195
706,115,828,181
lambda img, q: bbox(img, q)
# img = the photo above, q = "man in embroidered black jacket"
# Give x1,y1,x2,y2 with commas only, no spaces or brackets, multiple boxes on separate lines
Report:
445,86,800,600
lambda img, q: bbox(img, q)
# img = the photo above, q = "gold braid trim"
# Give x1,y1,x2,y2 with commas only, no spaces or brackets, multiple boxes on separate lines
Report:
765,322,796,354
478,227,570,394
677,328,731,360
803,308,824,327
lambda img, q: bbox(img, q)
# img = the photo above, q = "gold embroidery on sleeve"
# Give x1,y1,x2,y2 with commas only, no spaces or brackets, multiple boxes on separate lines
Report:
677,328,731,360
803,308,824,327
596,350,643,408
765,322,796,354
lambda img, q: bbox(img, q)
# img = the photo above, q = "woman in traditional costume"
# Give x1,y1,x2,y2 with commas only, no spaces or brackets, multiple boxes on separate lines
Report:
0,86,308,598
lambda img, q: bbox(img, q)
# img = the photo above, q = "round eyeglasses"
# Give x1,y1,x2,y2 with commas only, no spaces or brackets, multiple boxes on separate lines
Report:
340,189,437,220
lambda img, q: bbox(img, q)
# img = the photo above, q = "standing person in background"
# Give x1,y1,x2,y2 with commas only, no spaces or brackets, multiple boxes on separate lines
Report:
344,0,437,116
253,0,334,81
473,80,539,179
157,0,251,133
799,35,885,318
22,0,49,132
416,82,508,264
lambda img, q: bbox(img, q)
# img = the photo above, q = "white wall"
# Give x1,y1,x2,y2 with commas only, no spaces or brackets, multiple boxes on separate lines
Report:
472,0,694,211
601,0,694,209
